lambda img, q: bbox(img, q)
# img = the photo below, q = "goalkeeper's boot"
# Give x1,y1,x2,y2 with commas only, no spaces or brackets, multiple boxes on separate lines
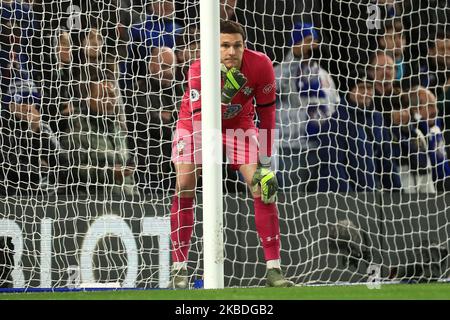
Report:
266,268,295,288
168,268,188,289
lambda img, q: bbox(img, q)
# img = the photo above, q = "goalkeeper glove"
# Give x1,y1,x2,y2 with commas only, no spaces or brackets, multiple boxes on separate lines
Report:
251,160,278,204
221,64,248,104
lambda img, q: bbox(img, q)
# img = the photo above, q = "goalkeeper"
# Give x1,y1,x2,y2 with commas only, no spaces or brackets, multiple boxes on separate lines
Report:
168,20,294,289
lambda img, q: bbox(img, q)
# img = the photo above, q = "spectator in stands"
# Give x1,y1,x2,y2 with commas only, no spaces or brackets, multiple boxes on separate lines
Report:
0,1,36,41
409,86,450,191
0,100,62,196
60,67,137,197
275,22,340,192
419,28,450,98
72,27,105,81
378,19,408,83
39,30,74,134
368,51,410,125
73,28,129,128
81,28,104,65
368,47,448,193
0,9,40,114
0,32,62,195
174,31,200,83
0,99,40,196
391,87,435,193
317,78,402,191
124,1,182,116
0,1,38,62
369,51,397,98
367,51,405,190
0,15,23,99
79,28,104,65
129,0,183,50
128,46,182,193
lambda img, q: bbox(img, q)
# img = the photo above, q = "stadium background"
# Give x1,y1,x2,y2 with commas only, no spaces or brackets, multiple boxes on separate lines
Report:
0,0,449,295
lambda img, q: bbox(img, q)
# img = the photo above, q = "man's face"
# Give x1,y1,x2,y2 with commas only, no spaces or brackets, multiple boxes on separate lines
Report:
220,33,245,69
292,35,318,59
83,29,103,60
372,53,395,94
380,29,405,60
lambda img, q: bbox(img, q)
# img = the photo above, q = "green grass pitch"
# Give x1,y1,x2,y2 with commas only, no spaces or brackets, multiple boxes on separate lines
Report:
0,283,449,300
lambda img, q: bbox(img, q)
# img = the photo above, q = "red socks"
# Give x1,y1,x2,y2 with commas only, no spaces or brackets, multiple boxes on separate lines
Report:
170,196,194,262
253,197,281,261
170,196,281,263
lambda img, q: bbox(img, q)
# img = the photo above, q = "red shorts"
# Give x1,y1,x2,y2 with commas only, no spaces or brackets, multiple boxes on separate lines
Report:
171,121,259,171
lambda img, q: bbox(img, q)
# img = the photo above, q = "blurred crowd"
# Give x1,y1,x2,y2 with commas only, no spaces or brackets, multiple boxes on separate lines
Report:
0,0,202,197
276,0,450,193
0,0,449,197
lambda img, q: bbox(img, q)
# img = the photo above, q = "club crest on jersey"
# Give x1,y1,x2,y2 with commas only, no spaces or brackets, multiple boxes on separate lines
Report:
223,104,243,119
242,86,254,96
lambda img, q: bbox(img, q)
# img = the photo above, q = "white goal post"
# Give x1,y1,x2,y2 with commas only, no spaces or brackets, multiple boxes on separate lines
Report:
199,0,224,289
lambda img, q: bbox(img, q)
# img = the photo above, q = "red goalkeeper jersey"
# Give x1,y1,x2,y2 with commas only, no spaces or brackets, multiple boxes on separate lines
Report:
177,48,276,156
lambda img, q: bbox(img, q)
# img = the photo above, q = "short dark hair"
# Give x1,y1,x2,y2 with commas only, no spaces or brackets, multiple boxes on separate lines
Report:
220,20,246,41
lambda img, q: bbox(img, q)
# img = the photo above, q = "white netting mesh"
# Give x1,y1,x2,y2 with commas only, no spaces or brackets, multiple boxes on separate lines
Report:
0,0,449,289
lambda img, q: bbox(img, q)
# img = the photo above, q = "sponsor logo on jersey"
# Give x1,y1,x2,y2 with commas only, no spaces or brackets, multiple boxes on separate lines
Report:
262,81,276,94
190,89,200,102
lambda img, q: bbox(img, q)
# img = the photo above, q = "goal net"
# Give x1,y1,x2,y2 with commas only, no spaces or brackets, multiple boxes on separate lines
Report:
0,0,449,289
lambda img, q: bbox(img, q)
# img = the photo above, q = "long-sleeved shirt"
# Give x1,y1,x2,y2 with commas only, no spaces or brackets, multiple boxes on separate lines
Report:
275,50,340,151
59,104,137,197
177,48,277,159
